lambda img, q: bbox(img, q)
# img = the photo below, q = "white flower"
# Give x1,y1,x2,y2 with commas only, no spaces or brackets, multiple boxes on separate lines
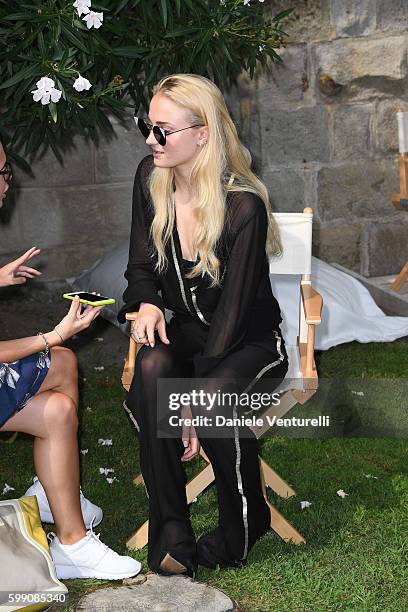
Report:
73,75,92,92
106,477,118,485
73,0,91,17
300,500,312,509
83,10,103,29
80,449,89,455
363,473,378,479
31,77,62,106
94,365,104,371
2,483,15,495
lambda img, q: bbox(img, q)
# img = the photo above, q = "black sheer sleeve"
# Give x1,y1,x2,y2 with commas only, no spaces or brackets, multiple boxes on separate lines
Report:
117,156,165,324
193,192,268,378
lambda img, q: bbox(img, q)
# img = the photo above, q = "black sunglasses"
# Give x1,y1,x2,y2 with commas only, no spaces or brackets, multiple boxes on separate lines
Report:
0,161,13,186
134,116,203,146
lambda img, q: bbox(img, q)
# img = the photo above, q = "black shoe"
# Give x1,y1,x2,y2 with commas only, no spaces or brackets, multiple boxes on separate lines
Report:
158,552,197,578
196,530,247,570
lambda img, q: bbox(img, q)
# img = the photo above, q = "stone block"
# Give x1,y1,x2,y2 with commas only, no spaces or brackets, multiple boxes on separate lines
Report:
330,0,376,37
14,182,133,248
262,165,307,212
376,0,408,33
224,74,262,170
361,218,408,276
332,103,372,161
260,105,330,163
31,241,118,280
256,43,309,105
76,574,239,612
372,99,407,153
95,115,147,183
0,190,24,255
317,158,399,221
265,0,332,43
13,136,94,188
311,36,408,100
312,222,361,271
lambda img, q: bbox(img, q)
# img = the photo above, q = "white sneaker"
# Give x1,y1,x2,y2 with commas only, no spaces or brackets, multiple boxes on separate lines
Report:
24,476,103,528
48,525,142,580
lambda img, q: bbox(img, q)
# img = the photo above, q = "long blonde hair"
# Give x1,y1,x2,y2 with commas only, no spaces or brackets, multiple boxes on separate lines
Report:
148,73,282,288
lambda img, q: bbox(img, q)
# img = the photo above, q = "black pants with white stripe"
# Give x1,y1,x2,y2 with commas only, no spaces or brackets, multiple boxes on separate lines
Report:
126,315,288,572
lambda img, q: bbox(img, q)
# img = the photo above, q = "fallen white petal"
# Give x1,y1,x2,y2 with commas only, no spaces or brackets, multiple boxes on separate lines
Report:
351,390,365,396
99,467,114,475
95,337,104,342
2,483,15,495
94,366,104,371
98,438,113,446
106,477,118,484
80,449,89,455
300,500,312,509
337,489,349,497
363,473,378,479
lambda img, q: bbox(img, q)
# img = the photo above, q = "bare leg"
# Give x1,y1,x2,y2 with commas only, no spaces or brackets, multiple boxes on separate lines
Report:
37,346,79,408
1,351,86,544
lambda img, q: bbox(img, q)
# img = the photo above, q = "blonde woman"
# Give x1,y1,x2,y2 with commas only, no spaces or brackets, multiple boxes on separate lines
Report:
118,74,288,577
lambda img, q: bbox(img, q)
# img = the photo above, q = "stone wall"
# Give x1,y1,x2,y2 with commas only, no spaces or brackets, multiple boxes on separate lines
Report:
0,118,146,280
0,0,407,279
227,0,408,276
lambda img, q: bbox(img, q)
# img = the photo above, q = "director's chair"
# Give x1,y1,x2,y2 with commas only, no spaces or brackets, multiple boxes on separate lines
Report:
121,206,323,550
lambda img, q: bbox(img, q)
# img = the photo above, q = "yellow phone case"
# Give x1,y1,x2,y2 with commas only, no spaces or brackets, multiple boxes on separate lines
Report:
63,292,115,307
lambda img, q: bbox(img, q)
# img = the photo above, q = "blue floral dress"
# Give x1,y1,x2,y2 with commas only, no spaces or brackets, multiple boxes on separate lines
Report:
0,350,51,428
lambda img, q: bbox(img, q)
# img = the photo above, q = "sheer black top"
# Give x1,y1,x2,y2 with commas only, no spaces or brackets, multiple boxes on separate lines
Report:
118,155,284,377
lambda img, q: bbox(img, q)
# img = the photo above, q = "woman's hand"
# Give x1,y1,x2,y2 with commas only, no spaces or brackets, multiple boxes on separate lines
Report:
130,303,170,348
0,247,42,287
54,295,103,342
181,404,200,462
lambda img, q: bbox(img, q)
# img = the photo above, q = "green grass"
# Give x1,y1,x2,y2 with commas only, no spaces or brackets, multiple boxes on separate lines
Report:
1,339,407,611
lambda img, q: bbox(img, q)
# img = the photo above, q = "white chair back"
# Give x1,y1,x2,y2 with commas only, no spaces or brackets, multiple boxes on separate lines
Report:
268,212,313,276
269,210,314,350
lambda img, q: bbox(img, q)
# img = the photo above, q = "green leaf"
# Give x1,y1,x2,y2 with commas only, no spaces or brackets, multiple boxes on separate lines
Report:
61,23,89,54
49,102,58,124
160,0,168,28
110,46,145,58
0,63,39,90
272,8,295,22
2,12,34,21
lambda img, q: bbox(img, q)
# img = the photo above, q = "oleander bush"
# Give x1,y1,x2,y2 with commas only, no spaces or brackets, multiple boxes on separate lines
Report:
0,0,293,165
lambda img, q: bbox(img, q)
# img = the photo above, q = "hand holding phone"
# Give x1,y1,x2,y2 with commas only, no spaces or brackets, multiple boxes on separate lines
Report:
55,295,104,342
63,291,115,307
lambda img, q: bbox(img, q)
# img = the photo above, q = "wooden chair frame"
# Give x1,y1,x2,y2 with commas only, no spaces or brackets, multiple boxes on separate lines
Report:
121,207,323,550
